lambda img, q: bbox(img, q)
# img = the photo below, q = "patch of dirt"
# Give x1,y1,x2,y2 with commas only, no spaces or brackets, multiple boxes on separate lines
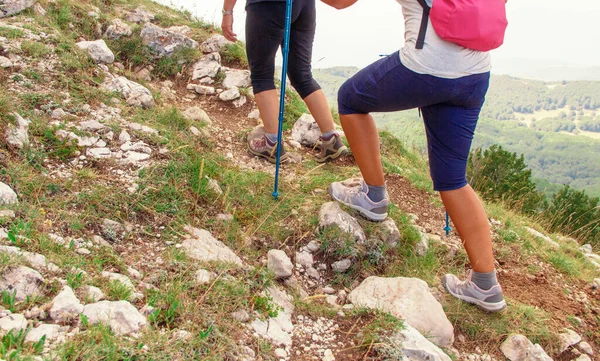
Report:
385,173,462,245
291,312,382,361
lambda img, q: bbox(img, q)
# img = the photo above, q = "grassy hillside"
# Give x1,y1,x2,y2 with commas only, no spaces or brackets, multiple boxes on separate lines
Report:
0,1,599,361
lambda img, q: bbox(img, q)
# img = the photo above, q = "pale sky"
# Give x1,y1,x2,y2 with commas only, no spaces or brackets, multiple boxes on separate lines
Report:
154,0,600,72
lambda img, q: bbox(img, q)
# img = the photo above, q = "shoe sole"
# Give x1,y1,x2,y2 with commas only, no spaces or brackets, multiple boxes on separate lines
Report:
443,282,507,313
315,146,349,164
329,187,388,222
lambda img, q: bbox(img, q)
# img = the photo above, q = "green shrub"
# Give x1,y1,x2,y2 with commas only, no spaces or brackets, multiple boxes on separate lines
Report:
542,185,599,245
220,42,248,67
468,145,545,214
108,32,153,69
153,47,201,79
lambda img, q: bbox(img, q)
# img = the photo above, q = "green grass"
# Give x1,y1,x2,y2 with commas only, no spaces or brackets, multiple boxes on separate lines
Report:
153,47,202,79
446,300,557,354
20,41,52,58
220,42,248,68
107,31,154,69
0,26,24,39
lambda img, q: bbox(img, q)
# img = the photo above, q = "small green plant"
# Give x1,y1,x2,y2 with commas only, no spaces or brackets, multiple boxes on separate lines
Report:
108,32,153,69
252,295,280,318
41,127,79,161
153,47,201,79
66,272,84,290
19,93,52,110
1,290,17,312
107,280,132,301
7,220,32,247
219,42,248,67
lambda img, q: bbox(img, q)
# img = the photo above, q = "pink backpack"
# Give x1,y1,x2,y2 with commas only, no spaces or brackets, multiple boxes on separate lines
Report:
416,0,508,52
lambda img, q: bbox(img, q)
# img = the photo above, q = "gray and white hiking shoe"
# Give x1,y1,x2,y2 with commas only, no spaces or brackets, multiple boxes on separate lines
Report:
315,132,348,163
328,179,389,221
442,271,507,313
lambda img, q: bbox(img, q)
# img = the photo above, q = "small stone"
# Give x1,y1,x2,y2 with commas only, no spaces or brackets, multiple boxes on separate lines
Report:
173,330,192,341
219,88,241,101
580,244,593,254
194,85,216,95
195,269,214,285
322,287,335,294
25,323,61,343
274,348,287,358
578,341,593,356
104,19,132,40
189,126,201,136
332,259,351,273
296,251,314,268
0,314,27,334
559,329,582,353
50,286,84,323
323,349,335,361
306,267,320,279
306,241,321,253
76,40,115,64
232,310,250,323
51,108,67,119
76,248,91,255
216,213,234,222
83,285,105,302
267,250,293,279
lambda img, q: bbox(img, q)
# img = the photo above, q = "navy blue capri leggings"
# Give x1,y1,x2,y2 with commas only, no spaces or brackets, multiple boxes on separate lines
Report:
338,51,490,192
245,0,321,98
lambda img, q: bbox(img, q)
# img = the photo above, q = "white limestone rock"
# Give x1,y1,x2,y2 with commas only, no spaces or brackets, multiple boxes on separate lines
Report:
140,23,198,57
83,300,147,335
200,34,230,53
0,182,18,205
4,113,30,149
0,313,27,335
0,266,44,301
0,0,37,18
49,286,84,323
319,202,366,244
183,107,212,125
500,334,552,361
104,19,132,40
101,74,154,108
125,7,155,23
291,114,320,147
181,226,243,266
348,276,454,347
267,250,293,279
222,69,251,89
25,323,61,343
76,40,115,64
192,53,221,80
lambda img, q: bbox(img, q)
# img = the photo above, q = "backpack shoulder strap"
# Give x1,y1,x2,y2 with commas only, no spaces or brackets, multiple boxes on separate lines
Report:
415,0,430,49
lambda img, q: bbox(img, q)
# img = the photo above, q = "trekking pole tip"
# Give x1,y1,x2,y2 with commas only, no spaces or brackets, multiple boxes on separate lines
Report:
272,191,280,200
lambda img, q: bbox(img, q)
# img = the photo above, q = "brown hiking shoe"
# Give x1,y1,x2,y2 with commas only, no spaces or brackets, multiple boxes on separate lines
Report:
315,132,348,163
248,135,289,164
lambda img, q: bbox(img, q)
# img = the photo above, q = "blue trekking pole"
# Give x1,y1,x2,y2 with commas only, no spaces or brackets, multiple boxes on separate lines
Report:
444,212,452,236
272,0,293,200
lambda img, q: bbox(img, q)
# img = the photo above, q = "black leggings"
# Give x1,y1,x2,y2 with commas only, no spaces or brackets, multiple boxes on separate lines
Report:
245,0,321,99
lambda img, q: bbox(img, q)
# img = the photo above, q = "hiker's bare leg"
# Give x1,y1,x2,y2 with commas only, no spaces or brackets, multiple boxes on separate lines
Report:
255,90,280,134
440,186,495,273
303,90,335,133
339,113,385,186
